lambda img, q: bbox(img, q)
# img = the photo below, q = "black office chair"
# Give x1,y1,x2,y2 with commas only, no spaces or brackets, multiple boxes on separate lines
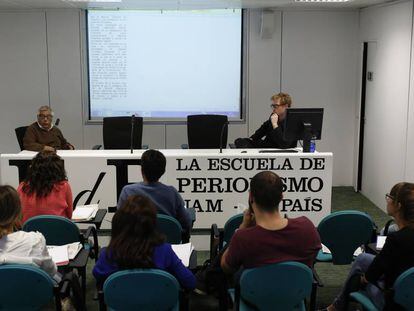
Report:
182,114,228,149
94,116,143,150
15,126,28,151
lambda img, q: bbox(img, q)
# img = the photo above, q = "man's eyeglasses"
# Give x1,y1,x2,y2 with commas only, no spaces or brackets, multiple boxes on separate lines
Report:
38,114,53,120
385,193,395,202
270,103,284,109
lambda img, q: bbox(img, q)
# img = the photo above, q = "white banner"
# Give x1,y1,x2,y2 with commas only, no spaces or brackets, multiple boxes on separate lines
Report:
0,149,333,229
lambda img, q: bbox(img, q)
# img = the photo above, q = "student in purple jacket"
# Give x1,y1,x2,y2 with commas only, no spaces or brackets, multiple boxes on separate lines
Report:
93,195,195,290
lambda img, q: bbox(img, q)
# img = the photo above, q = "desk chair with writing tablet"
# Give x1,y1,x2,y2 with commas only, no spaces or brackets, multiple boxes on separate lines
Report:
229,261,313,311
312,211,374,310
23,215,98,298
210,213,243,261
0,264,63,310
99,269,180,311
157,214,183,244
350,267,414,311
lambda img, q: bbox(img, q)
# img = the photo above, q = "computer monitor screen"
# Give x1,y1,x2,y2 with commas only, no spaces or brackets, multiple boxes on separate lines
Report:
283,108,324,152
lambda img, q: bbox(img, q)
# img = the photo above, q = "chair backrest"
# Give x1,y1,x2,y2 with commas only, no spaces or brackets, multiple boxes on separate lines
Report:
317,210,373,265
15,126,28,151
156,214,182,244
23,215,80,245
104,269,179,311
0,264,55,310
223,213,243,245
393,267,414,310
187,114,228,149
239,261,313,311
103,116,143,149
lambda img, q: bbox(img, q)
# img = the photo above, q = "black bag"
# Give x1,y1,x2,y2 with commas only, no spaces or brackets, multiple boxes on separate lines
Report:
194,247,231,311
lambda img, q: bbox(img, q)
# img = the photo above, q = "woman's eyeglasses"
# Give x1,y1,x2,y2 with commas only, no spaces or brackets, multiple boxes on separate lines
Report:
385,193,395,202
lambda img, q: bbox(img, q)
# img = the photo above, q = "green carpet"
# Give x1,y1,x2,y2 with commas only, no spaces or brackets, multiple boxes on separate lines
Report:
83,186,388,310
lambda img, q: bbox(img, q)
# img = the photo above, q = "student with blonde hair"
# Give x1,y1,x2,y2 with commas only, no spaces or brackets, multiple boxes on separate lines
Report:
234,92,297,148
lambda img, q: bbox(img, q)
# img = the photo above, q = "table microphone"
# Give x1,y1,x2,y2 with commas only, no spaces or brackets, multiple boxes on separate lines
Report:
55,118,60,126
130,114,135,154
219,121,229,154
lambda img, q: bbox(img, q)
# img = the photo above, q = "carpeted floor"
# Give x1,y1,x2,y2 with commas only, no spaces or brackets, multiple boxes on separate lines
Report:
82,186,389,310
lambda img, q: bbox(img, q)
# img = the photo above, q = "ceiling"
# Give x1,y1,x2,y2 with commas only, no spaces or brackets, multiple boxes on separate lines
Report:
0,0,395,10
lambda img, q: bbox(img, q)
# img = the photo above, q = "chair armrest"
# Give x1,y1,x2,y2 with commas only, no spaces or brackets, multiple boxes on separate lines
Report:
383,219,395,236
181,144,189,149
187,207,196,224
312,267,324,287
98,290,107,311
81,226,99,262
60,279,71,296
210,223,221,261
92,144,102,150
82,226,94,241
54,283,63,311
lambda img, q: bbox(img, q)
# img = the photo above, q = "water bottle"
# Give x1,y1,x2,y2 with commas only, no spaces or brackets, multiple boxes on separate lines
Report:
310,138,316,153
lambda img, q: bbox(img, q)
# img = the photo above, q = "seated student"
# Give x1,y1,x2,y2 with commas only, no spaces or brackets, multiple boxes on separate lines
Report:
221,171,321,273
93,195,195,290
117,149,191,234
379,182,404,236
326,182,414,311
234,92,297,149
17,151,73,223
0,185,57,278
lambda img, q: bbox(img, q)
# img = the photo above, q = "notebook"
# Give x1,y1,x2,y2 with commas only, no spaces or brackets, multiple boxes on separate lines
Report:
47,242,82,266
72,204,99,221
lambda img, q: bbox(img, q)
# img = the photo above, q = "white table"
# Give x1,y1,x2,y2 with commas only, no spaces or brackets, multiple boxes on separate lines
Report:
0,149,333,229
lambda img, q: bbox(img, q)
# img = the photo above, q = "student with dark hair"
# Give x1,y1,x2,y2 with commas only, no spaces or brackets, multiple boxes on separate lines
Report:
117,149,191,233
326,182,414,311
0,185,57,278
17,150,73,223
93,195,195,289
380,182,405,235
220,171,321,273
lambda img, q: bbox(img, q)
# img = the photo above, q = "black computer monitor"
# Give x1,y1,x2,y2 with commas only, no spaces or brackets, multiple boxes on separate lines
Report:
283,108,324,153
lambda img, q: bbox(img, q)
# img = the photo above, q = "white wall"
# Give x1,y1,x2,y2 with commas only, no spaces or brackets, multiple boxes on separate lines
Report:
358,0,413,210
0,12,49,152
0,9,359,186
281,11,359,186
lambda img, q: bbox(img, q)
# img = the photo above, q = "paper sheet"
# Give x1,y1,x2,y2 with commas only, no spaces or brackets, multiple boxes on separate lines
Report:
171,243,194,267
376,236,387,250
47,245,69,266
